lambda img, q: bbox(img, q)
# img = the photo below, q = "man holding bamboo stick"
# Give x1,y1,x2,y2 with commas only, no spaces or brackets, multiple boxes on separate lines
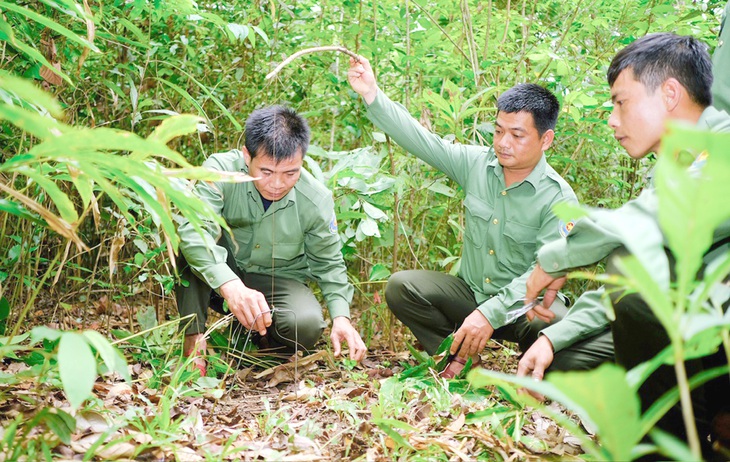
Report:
348,56,613,378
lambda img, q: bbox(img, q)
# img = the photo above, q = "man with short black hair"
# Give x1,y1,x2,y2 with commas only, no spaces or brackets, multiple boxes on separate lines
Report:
348,56,611,378
176,105,366,375
521,32,730,457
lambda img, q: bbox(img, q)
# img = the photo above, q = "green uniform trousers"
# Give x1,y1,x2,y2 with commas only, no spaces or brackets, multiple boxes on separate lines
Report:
174,238,327,352
607,247,730,459
385,270,614,371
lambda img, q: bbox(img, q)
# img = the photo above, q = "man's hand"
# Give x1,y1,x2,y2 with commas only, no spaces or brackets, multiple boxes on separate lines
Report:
331,316,367,362
516,335,555,401
517,335,555,381
218,279,272,336
524,264,567,322
347,56,378,105
450,310,494,358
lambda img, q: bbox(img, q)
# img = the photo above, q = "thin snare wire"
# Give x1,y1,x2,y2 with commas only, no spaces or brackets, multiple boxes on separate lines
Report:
229,307,303,377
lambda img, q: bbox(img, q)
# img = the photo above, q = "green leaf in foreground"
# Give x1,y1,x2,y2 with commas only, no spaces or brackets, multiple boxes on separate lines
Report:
58,332,97,409
469,363,642,461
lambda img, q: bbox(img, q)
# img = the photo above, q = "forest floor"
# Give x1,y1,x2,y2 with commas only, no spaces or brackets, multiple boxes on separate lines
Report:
0,296,589,461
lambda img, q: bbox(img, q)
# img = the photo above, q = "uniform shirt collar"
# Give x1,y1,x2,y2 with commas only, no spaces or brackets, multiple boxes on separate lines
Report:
487,148,546,192
697,106,730,131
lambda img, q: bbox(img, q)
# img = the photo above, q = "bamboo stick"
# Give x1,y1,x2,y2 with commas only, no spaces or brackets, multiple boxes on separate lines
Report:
265,46,359,80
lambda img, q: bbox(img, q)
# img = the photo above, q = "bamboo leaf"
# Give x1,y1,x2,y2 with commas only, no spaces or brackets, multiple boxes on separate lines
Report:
66,166,94,210
0,0,99,52
18,167,79,224
42,411,75,445
148,114,205,145
153,62,242,131
0,105,69,141
28,126,185,164
0,70,64,117
155,78,211,126
116,17,148,44
0,198,46,226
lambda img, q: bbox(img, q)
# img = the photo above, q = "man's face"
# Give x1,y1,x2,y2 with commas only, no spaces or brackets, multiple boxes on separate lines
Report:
493,111,553,172
608,69,668,159
244,149,303,201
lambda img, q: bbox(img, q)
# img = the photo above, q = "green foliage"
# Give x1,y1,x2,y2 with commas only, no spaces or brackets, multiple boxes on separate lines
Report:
0,0,728,459
470,364,640,460
29,326,131,409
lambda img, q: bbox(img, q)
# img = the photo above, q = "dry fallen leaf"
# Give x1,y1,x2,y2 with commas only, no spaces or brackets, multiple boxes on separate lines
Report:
70,433,136,460
75,410,111,434
106,382,133,400
444,412,466,433
254,351,328,387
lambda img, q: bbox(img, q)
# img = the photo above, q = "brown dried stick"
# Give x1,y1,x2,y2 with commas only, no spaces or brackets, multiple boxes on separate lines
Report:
265,46,360,80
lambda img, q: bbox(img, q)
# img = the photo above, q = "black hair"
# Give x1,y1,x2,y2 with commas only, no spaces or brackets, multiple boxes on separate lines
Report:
607,33,713,107
244,105,310,161
496,84,560,135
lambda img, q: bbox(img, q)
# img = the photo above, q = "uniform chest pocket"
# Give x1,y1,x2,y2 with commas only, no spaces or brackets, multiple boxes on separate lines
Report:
224,228,253,261
463,194,493,249
502,220,539,269
272,240,305,261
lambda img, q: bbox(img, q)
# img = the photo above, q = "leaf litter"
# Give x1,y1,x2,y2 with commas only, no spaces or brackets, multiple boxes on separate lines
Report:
0,299,590,460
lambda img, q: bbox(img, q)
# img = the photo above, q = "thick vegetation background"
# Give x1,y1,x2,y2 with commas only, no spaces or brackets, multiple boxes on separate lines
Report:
0,0,728,460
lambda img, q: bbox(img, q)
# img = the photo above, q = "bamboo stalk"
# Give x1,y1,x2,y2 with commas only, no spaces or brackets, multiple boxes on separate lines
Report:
265,46,360,80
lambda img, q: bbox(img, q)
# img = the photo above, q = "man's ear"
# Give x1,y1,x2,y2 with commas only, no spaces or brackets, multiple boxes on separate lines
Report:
540,129,555,152
661,78,682,111
242,146,251,166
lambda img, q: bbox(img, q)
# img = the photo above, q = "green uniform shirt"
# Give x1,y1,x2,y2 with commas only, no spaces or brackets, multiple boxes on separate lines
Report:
366,90,577,329
712,2,730,113
539,106,730,352
177,150,353,319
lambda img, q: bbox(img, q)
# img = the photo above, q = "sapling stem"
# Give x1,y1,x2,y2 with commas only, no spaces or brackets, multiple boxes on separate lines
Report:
673,343,701,459
265,46,360,80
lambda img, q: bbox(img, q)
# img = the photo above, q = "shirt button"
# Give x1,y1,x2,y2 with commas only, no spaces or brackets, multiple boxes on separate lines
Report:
485,278,491,283
720,39,725,47
492,219,499,225
489,249,495,255
501,191,507,196
255,244,261,249
553,263,559,270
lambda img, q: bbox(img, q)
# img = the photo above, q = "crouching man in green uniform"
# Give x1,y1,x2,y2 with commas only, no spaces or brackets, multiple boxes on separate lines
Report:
175,106,367,374
347,56,613,377
522,33,730,457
